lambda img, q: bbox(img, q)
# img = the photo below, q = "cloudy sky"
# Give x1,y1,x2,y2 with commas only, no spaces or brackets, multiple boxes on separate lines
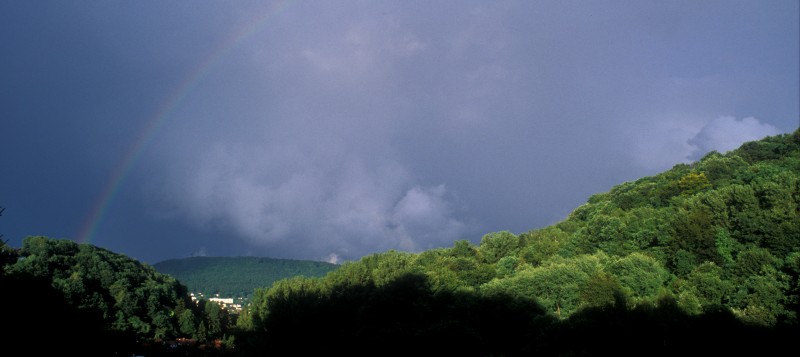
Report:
1,1,797,264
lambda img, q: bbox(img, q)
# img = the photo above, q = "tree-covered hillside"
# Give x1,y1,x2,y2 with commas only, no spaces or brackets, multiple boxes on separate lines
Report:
0,237,237,355
238,130,800,355
153,256,338,298
1,130,797,356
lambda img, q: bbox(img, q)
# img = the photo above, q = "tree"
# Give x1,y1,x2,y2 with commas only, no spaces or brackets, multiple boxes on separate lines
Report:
0,206,17,272
179,309,197,336
5,236,190,343
204,300,228,340
677,262,732,313
519,227,567,266
495,256,518,278
478,231,520,264
0,205,5,240
673,205,718,264
581,271,625,308
450,239,477,258
196,321,208,342
482,259,592,318
731,265,792,326
606,253,670,301
0,240,16,274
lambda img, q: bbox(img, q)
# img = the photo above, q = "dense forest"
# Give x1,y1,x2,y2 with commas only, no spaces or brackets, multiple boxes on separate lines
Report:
0,237,238,355
153,256,338,299
1,130,798,355
236,130,800,355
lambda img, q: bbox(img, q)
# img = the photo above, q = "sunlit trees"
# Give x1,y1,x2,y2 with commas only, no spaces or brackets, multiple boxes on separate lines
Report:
606,252,670,302
519,227,567,266
478,230,520,264
3,131,798,355
3,236,202,344
481,256,595,317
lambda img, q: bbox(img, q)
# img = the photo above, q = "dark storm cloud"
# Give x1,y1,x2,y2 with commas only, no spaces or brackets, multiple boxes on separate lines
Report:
2,1,797,263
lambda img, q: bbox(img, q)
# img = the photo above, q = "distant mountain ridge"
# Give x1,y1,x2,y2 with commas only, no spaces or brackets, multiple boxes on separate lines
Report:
153,256,338,298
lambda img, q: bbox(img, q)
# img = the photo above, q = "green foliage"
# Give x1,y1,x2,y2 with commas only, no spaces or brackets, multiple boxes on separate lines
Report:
676,262,733,313
734,247,780,277
609,180,655,210
3,236,243,354
714,228,737,267
695,152,749,184
673,205,718,264
671,249,699,276
204,299,227,338
6,131,797,354
226,130,800,354
450,239,478,258
519,227,568,266
495,256,519,278
731,265,793,326
581,271,625,308
368,250,420,286
482,257,594,317
3,237,181,349
0,239,18,274
678,172,712,196
153,256,338,298
247,271,553,356
736,132,798,163
242,131,799,341
478,230,520,264
178,309,197,336
606,253,670,301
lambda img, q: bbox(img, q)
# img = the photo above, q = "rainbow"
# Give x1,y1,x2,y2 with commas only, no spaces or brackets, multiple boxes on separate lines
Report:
77,1,292,244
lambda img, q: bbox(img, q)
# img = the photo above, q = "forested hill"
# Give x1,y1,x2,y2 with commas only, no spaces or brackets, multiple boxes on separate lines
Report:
0,236,237,355
240,130,800,355
1,131,797,355
153,256,338,298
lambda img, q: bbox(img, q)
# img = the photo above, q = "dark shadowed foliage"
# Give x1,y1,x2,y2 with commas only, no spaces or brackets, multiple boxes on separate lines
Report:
533,294,798,356
241,272,554,356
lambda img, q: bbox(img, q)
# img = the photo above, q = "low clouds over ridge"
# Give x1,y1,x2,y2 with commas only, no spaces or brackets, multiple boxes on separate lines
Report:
144,2,796,262
3,1,793,263
689,116,780,159
629,115,781,171
160,143,470,261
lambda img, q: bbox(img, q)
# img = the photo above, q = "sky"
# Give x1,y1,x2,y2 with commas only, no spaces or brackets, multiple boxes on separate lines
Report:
1,0,798,265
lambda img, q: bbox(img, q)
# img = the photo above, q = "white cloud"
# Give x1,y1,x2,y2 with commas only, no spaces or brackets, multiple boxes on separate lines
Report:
139,1,795,263
627,113,708,171
165,144,469,260
688,116,780,158
629,115,781,172
390,185,468,251
325,253,339,265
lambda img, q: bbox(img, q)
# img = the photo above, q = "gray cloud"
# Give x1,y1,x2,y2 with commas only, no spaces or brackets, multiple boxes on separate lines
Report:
627,114,782,172
160,143,470,260
689,116,780,159
3,1,794,263
140,1,797,261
